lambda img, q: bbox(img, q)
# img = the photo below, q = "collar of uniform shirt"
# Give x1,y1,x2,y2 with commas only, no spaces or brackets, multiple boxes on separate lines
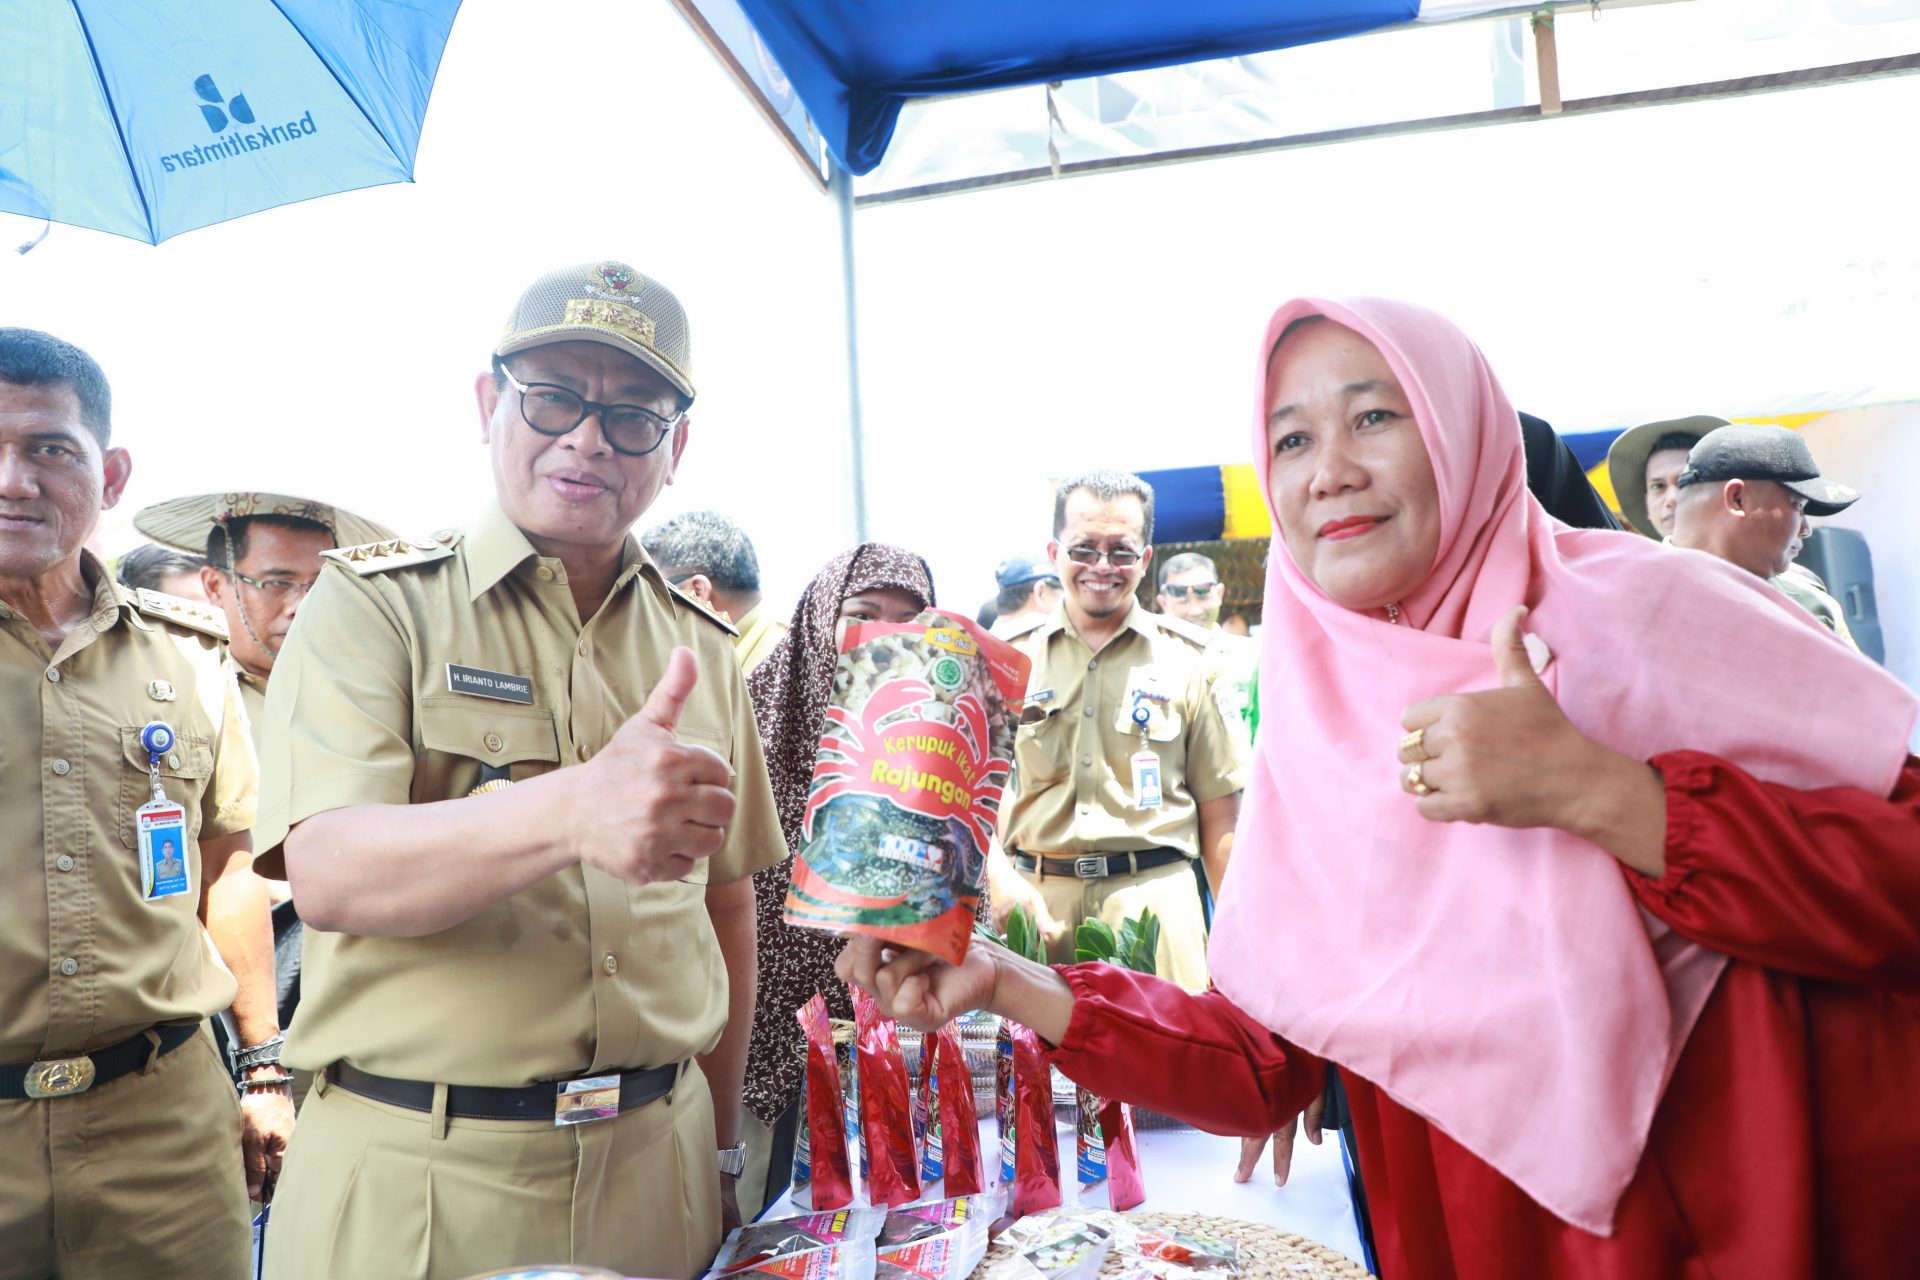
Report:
462,499,648,605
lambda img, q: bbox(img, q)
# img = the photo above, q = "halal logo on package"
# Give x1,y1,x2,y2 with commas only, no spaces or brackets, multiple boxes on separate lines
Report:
928,655,966,692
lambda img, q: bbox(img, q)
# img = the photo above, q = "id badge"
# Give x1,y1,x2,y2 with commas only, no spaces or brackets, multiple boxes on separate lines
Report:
137,800,191,899
1130,750,1163,811
554,1074,620,1126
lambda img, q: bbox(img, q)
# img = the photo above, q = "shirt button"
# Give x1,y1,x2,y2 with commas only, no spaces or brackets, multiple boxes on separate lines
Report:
578,640,588,656
535,565,555,581
576,743,591,762
1083,707,1094,717
45,668,61,682
51,759,71,776
55,854,75,872
59,957,79,977
603,953,619,975
1080,755,1093,766
166,753,181,770
483,732,504,753
1088,659,1098,671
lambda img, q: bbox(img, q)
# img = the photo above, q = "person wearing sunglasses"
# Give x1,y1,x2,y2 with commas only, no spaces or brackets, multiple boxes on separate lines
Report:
989,470,1249,992
246,261,785,1278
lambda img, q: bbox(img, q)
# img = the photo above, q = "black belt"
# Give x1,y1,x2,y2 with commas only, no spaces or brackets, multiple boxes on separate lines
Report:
328,1059,681,1121
1,1021,200,1099
1014,847,1186,880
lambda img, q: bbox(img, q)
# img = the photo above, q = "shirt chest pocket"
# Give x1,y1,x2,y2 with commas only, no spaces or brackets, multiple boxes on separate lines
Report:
116,728,214,849
1014,705,1071,790
417,697,561,799
1112,694,1184,743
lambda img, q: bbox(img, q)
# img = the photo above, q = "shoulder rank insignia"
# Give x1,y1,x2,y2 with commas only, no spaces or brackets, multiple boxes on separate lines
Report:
1154,612,1215,649
134,588,230,640
321,531,461,577
665,580,739,636
997,613,1051,643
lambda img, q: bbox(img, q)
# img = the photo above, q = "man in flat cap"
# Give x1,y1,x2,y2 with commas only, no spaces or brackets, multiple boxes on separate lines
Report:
253,261,782,1278
1670,423,1863,642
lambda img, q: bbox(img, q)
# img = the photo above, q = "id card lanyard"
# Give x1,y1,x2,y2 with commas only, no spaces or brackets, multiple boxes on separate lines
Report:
135,721,190,900
1128,701,1161,811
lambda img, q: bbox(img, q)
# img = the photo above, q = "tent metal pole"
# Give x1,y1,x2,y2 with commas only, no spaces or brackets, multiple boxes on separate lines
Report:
832,168,870,542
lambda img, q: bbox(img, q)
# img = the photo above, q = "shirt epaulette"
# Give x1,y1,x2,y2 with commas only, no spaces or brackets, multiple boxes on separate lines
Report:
321,530,462,577
666,582,739,637
134,588,230,640
997,613,1051,642
1152,612,1215,650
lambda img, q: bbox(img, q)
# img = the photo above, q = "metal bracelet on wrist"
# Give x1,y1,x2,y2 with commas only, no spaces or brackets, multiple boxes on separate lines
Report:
233,1033,285,1074
238,1071,295,1093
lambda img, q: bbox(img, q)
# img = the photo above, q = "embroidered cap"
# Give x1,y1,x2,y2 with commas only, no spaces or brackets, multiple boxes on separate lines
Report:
494,260,695,402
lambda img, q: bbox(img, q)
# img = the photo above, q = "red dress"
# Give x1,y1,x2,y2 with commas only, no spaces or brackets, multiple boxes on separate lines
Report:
1045,751,1920,1279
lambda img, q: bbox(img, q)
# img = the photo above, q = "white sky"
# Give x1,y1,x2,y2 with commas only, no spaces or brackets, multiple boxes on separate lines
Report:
4,0,1918,626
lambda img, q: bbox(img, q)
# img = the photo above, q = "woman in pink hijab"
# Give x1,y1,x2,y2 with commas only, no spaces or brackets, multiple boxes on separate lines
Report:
843,297,1920,1278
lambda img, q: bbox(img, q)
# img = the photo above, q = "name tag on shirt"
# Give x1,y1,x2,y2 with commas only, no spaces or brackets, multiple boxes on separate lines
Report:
446,663,534,705
137,801,191,899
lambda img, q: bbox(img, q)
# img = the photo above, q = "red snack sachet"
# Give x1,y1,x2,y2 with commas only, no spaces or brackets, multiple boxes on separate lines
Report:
911,1028,933,1164
852,983,922,1207
1098,1095,1144,1210
934,1020,984,1195
1009,1021,1062,1214
798,994,853,1209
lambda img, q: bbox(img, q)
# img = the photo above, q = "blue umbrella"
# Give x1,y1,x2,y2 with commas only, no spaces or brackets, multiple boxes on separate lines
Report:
0,0,462,245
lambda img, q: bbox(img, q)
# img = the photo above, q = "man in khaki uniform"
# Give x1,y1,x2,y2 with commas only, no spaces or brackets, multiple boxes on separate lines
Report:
989,470,1248,991
133,492,395,1080
0,328,286,1278
254,261,784,1280
641,509,788,673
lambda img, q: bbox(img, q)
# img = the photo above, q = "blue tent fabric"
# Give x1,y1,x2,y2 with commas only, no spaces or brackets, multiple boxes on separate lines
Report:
728,1,1419,174
1138,465,1226,545
0,0,460,244
1562,428,1626,472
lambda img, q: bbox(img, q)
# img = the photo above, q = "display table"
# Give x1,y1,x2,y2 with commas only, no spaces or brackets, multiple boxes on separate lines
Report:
770,1117,1364,1268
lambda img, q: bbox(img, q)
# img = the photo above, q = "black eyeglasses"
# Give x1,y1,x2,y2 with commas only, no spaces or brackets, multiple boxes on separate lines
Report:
224,569,316,600
494,358,682,457
1065,546,1142,568
1161,581,1219,599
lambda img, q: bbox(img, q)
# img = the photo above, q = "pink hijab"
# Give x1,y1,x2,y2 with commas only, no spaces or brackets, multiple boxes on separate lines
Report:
1207,297,1918,1234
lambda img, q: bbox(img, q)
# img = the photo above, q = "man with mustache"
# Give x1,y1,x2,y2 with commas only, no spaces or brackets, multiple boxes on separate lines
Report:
249,262,784,1279
991,470,1248,991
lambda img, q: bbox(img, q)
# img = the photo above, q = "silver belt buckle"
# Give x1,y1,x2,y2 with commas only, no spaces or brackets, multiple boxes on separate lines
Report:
554,1074,620,1127
1073,855,1107,880
25,1056,97,1099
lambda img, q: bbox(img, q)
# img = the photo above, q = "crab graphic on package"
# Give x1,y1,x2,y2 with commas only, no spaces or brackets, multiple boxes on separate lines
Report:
785,613,1030,966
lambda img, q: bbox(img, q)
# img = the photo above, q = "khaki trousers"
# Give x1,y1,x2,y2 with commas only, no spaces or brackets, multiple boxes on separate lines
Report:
0,1025,250,1280
266,1062,722,1280
1024,857,1210,991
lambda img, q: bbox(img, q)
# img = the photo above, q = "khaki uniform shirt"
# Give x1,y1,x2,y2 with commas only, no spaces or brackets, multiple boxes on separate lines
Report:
226,650,268,745
0,561,256,1062
1772,568,1861,651
998,602,1249,858
253,503,784,1086
733,603,788,675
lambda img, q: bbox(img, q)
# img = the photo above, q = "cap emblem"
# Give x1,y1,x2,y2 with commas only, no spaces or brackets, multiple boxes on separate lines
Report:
590,263,636,294
563,298,656,347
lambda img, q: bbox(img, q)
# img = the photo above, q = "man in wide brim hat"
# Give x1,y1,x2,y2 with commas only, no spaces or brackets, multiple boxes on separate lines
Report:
1605,415,1728,539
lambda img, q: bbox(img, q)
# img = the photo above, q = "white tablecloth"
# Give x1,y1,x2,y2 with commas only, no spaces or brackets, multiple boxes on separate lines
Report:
773,1117,1364,1268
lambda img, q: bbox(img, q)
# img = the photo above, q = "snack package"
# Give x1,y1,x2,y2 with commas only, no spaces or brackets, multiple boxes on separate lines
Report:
835,1025,869,1187
1009,1022,1062,1215
707,1207,887,1275
705,1241,877,1280
996,1020,1016,1183
792,1065,812,1188
853,984,922,1207
879,1189,1008,1247
876,1212,991,1280
989,1210,1119,1280
1073,1086,1144,1211
933,1020,985,1195
1132,1230,1241,1276
798,995,853,1210
785,614,1030,966
911,1029,933,1167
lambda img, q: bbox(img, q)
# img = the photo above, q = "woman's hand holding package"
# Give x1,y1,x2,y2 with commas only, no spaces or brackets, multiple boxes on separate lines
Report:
1398,606,1668,876
836,934,1076,1044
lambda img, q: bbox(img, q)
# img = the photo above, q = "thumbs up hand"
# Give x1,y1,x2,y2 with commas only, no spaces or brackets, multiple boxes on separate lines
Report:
569,646,738,885
1395,606,1602,832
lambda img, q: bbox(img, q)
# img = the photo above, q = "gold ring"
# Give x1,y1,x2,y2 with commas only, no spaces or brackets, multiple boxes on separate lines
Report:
1399,728,1430,762
1406,763,1433,797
